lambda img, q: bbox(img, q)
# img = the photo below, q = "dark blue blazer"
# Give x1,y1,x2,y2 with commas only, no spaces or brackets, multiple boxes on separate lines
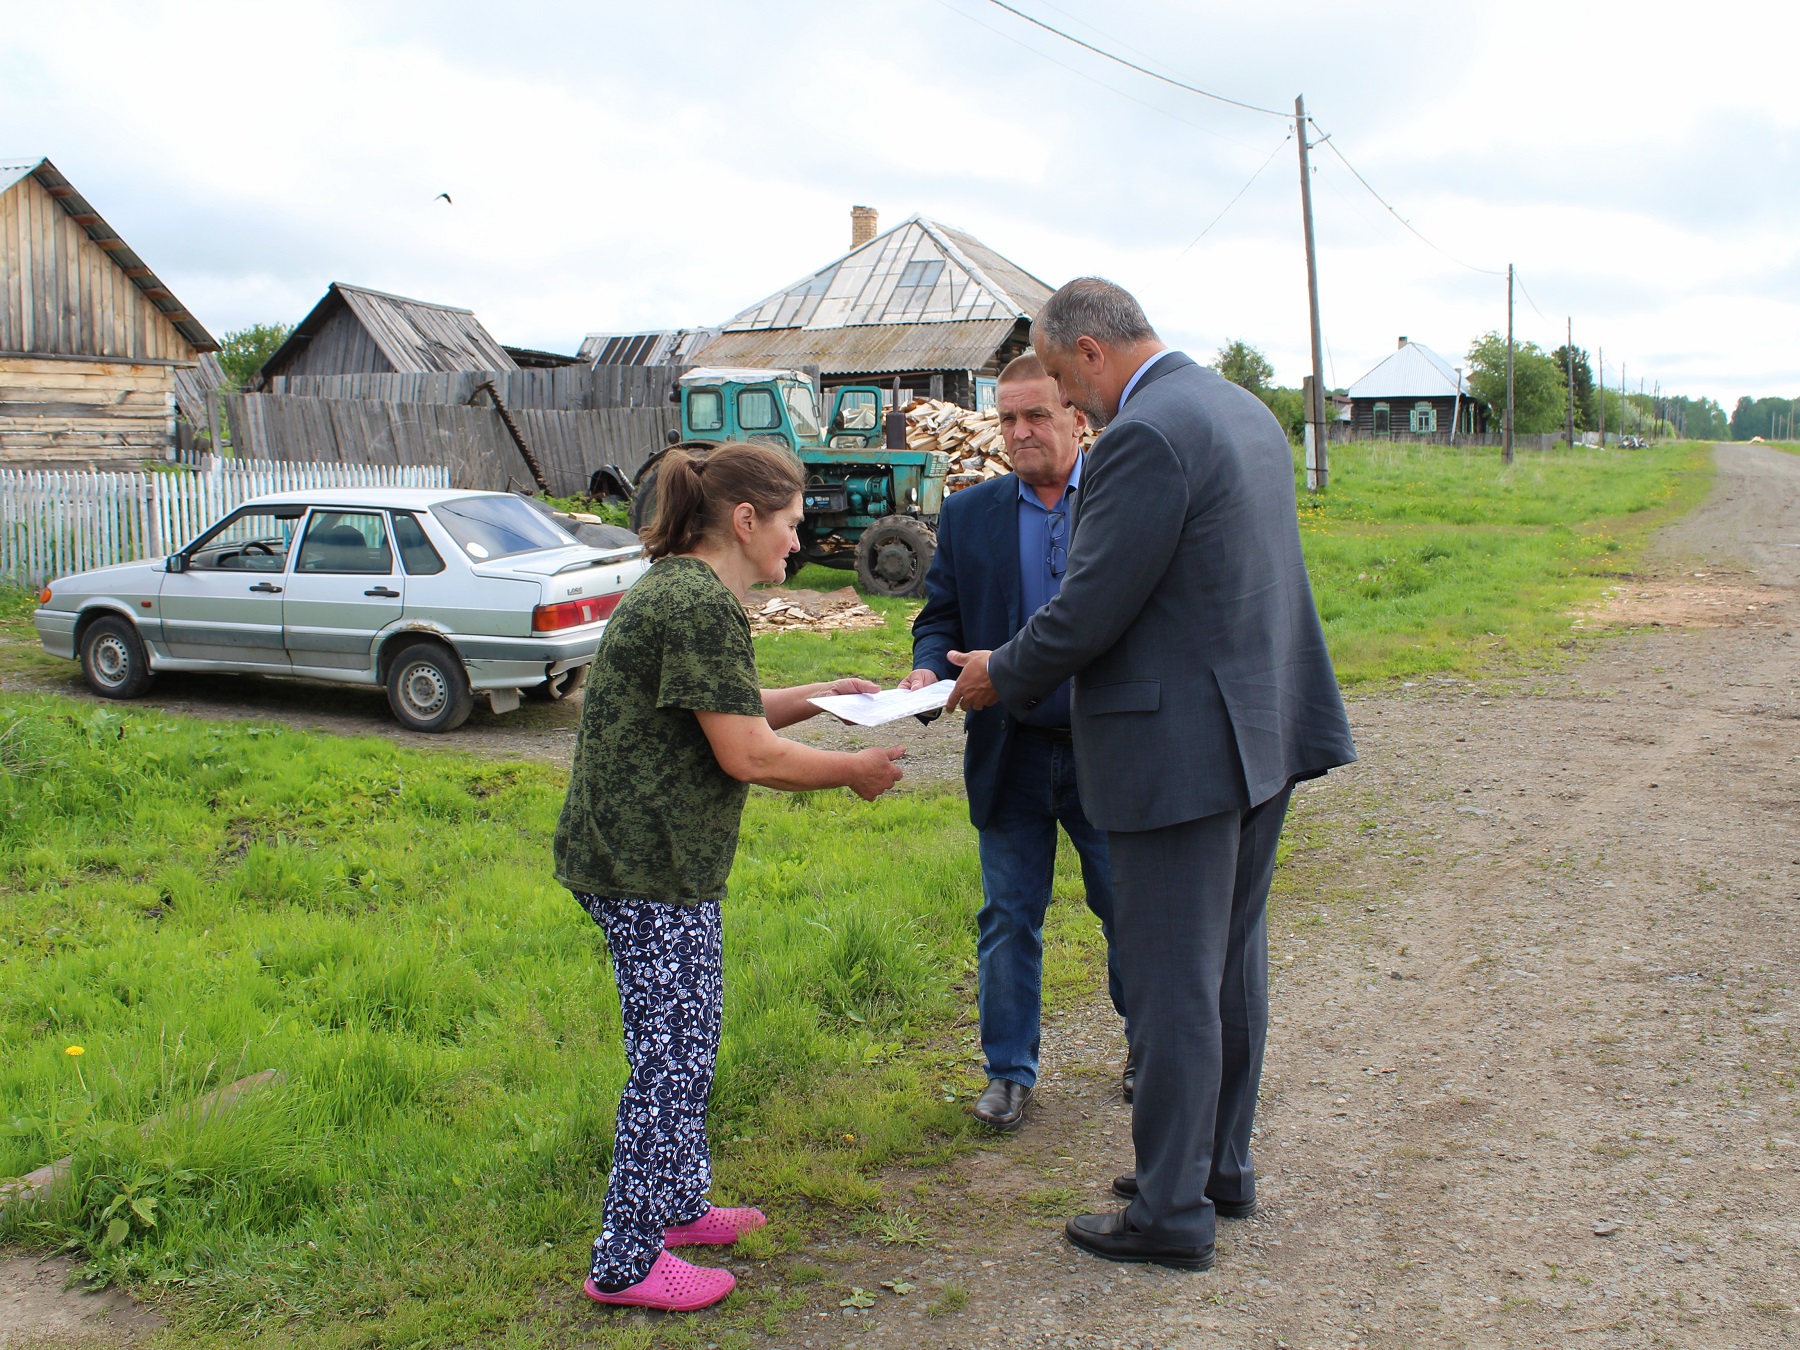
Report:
988,353,1356,830
911,472,1036,831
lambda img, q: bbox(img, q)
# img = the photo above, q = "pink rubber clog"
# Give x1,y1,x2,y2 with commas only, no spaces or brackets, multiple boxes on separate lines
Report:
582,1250,736,1312
664,1204,768,1248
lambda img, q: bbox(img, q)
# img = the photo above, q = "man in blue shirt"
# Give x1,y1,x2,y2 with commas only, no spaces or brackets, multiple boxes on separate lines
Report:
905,353,1126,1132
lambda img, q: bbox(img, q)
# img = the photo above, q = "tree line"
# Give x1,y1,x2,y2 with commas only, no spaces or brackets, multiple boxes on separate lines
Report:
1208,337,1730,441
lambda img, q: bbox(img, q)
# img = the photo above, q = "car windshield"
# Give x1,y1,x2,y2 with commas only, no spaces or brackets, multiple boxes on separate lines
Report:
431,496,577,561
783,382,821,438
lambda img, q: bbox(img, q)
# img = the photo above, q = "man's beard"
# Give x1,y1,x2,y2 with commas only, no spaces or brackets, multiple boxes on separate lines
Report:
1062,373,1110,428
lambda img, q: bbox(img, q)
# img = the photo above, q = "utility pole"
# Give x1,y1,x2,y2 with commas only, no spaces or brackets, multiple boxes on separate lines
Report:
1295,94,1328,491
1503,264,1515,464
1565,316,1575,449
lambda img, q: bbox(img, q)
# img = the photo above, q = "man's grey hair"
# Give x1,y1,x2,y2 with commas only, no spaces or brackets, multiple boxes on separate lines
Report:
1032,277,1158,351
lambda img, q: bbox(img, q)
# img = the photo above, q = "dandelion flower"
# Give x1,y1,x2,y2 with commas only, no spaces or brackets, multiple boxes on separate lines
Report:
65,1045,84,1057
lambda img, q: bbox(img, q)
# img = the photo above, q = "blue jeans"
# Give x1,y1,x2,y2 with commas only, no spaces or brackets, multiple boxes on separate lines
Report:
976,731,1125,1089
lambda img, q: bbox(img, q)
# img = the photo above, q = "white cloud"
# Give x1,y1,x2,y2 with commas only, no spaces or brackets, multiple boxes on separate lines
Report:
3,0,1795,407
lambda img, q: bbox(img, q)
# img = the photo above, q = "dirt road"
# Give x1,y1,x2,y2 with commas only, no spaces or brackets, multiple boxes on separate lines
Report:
742,443,1799,1350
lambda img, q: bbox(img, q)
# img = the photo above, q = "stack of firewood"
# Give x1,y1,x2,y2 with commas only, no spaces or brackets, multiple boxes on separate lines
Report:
745,587,885,636
903,399,1097,493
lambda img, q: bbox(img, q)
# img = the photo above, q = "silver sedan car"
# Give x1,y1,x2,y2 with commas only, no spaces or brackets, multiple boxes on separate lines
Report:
32,487,649,732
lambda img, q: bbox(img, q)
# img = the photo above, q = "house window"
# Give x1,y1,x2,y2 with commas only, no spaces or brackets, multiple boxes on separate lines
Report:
1410,402,1437,434
1372,403,1390,435
975,377,997,412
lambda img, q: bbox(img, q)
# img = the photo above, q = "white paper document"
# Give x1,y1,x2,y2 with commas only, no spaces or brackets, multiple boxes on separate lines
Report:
808,682,954,727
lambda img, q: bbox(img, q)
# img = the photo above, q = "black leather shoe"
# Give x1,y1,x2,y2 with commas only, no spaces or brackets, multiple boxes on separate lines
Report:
1109,1171,1256,1218
1065,1210,1214,1270
1121,1042,1139,1104
971,1078,1031,1131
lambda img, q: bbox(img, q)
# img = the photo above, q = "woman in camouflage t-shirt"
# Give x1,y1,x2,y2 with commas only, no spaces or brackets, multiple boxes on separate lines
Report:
554,441,906,1312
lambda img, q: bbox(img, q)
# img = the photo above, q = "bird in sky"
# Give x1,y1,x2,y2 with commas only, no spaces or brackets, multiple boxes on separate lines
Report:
435,192,452,204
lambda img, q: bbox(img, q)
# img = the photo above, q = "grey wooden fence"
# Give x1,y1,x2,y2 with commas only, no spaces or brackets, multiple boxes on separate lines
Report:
264,364,679,410
1327,428,1565,451
220,393,675,496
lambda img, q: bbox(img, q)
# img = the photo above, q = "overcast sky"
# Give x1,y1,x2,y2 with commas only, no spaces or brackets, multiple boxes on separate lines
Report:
6,0,1796,405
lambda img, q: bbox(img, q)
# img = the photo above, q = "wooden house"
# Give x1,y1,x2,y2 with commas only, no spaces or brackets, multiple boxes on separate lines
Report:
684,210,1053,409
254,282,517,384
1,157,218,468
1345,337,1486,437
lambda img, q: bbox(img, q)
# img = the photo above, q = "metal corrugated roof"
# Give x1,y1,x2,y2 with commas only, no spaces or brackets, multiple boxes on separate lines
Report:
690,318,1022,376
0,156,218,352
721,216,1053,333
1346,340,1470,400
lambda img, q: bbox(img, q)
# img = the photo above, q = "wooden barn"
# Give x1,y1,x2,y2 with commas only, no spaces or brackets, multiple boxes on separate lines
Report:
683,209,1052,410
254,282,517,384
1,157,218,468
1345,336,1487,437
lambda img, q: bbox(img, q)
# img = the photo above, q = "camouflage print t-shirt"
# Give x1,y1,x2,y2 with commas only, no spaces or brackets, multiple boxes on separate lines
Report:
553,556,765,905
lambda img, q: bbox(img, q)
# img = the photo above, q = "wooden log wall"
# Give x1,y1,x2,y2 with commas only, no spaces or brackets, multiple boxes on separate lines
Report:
220,393,677,496
0,172,194,362
266,364,679,410
0,356,177,467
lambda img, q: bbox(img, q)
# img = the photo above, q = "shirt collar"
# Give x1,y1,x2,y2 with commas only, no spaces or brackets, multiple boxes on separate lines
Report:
1016,447,1084,507
1119,348,1178,410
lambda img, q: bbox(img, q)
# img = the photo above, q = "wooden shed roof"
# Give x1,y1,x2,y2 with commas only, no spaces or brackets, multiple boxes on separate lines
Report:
260,282,518,378
0,157,218,353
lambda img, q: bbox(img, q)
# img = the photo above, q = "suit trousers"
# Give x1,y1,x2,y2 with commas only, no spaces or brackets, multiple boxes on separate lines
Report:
1109,785,1293,1249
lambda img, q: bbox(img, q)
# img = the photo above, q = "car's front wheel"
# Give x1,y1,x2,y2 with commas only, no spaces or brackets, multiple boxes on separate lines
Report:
385,641,475,732
80,615,154,699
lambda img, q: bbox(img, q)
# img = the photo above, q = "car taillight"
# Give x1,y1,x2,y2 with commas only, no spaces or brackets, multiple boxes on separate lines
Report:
532,593,622,632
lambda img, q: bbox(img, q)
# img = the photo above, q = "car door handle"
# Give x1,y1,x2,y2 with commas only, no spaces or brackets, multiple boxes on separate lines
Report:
248,582,283,593
364,586,400,598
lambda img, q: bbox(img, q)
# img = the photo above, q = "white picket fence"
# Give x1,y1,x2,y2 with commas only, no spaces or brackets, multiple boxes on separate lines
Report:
0,458,453,589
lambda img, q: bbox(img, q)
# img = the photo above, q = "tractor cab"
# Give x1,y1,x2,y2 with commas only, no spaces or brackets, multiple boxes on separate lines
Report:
631,368,948,597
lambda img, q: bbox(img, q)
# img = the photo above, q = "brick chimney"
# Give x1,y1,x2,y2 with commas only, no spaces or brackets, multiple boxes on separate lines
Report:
1398,335,1409,348
851,205,878,248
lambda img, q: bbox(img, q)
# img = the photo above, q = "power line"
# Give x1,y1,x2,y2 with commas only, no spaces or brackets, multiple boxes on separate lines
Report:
1308,121,1507,278
1179,131,1293,255
1511,269,1554,327
925,0,1263,149
980,0,1289,118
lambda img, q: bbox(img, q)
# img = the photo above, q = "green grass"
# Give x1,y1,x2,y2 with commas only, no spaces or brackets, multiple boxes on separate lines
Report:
0,693,1117,1346
1294,439,1713,683
749,562,923,688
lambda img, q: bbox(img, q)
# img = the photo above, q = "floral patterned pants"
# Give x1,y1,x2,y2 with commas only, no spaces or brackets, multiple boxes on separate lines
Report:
573,892,723,1289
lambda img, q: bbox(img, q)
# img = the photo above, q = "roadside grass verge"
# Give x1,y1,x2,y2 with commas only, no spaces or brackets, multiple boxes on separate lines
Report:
1296,439,1713,683
0,693,1107,1346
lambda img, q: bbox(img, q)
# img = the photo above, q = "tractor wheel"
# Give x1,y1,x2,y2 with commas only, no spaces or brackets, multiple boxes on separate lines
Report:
854,516,935,598
629,444,714,535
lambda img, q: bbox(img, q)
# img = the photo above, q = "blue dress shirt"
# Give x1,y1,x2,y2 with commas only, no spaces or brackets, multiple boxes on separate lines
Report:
1015,451,1084,726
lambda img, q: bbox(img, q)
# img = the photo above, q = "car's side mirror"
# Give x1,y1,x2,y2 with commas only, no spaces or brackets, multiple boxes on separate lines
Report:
165,554,186,573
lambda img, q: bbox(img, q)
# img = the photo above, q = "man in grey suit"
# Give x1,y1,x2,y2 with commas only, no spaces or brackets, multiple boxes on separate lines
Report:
946,278,1355,1271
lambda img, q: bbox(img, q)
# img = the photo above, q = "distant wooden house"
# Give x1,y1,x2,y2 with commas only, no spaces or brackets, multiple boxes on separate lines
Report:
1,157,218,468
684,210,1053,409
255,282,517,384
1345,337,1486,437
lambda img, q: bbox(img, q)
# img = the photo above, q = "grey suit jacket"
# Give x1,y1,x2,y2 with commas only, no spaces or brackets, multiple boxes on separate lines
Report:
988,353,1355,832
